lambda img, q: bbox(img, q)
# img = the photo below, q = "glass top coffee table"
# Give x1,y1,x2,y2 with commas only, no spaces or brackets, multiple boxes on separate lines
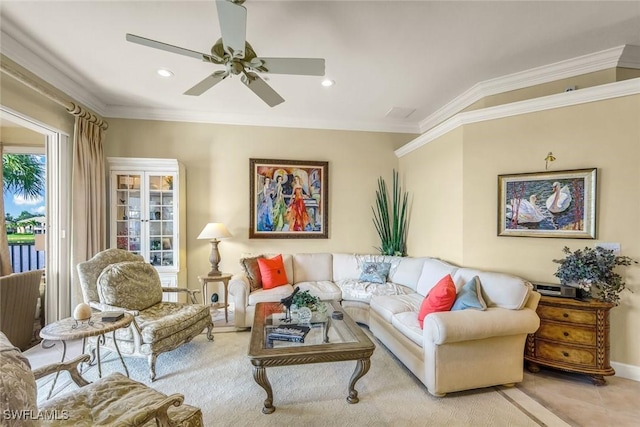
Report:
248,300,375,414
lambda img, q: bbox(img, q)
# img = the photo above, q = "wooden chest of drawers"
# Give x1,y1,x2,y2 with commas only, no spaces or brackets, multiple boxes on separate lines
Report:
525,295,615,385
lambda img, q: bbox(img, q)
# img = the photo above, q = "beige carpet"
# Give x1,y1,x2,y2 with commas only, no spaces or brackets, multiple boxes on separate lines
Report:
209,303,237,332
37,327,569,427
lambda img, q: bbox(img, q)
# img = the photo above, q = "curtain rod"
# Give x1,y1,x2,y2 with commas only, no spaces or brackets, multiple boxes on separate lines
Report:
0,56,108,130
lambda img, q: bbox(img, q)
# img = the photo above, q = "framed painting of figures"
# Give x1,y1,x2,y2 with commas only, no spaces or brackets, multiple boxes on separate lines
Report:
249,158,329,239
498,168,597,238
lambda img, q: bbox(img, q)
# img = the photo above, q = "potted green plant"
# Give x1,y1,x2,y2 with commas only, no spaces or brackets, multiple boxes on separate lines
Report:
553,246,637,305
371,169,410,256
292,290,320,310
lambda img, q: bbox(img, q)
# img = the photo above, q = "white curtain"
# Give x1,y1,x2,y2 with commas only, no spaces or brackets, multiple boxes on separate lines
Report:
70,116,106,307
0,142,13,276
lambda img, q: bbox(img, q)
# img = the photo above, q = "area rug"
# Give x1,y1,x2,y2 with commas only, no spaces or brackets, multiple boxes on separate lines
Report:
38,329,568,426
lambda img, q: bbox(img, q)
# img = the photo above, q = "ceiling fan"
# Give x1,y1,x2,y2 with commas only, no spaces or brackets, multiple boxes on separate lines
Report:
126,0,325,107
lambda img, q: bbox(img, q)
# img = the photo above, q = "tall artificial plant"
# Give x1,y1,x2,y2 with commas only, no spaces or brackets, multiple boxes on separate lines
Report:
372,170,410,256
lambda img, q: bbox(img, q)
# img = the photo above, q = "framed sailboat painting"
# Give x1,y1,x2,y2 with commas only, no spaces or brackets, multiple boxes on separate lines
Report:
498,168,597,238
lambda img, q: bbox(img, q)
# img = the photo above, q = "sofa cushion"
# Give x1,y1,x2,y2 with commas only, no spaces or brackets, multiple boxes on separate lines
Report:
240,255,264,291
248,284,295,306
359,261,391,284
391,311,424,346
293,253,333,283
418,274,457,328
388,257,426,291
294,281,342,301
332,253,361,281
258,255,289,289
370,293,423,323
97,261,163,310
415,258,459,297
452,268,532,310
337,279,413,304
135,302,211,343
451,276,487,311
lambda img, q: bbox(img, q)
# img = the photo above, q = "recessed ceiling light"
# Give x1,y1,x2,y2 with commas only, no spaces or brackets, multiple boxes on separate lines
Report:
157,68,174,78
321,79,335,87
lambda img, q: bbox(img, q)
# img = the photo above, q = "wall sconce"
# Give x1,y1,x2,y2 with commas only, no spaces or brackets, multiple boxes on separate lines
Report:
544,152,556,170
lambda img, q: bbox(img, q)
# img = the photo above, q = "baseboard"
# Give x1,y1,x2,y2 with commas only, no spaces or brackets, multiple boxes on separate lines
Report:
611,361,640,382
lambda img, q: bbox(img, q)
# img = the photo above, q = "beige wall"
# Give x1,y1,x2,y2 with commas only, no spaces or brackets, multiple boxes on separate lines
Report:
464,69,618,113
0,73,75,135
400,94,640,367
0,126,46,147
399,127,464,264
104,119,414,288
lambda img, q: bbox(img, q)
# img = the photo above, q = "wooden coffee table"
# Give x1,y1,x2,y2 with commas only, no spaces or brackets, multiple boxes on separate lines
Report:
248,300,375,414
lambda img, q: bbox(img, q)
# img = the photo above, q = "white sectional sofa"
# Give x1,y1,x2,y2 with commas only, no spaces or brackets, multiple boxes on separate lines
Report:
228,253,540,396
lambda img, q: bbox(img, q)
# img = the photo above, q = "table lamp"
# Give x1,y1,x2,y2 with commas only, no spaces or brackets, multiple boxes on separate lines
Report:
197,223,232,276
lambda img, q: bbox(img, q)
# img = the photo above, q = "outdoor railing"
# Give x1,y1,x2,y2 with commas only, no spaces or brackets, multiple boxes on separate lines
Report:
8,243,45,273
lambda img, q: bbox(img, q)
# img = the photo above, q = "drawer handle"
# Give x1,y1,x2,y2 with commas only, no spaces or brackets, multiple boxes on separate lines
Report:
562,351,569,357
562,313,569,318
563,332,569,337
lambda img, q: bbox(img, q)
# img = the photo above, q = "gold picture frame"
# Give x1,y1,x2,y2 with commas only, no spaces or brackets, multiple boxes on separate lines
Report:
498,168,597,238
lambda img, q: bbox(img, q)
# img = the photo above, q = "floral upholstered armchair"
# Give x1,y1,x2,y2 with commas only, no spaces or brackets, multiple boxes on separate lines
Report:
77,249,213,380
0,331,203,427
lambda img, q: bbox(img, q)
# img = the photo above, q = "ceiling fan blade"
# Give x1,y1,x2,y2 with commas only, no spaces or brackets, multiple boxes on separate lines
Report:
251,57,325,76
184,71,228,96
216,0,247,59
126,33,222,63
241,72,285,107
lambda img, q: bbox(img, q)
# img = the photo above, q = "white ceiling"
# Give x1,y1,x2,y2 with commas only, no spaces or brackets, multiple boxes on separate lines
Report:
1,1,640,134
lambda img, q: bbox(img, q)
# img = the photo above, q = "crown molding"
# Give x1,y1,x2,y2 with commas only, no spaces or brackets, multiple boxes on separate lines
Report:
619,45,640,69
0,22,107,115
104,105,420,134
395,77,640,158
417,45,638,135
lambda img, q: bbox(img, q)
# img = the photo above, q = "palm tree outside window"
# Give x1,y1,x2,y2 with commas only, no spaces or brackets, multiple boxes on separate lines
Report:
3,154,46,273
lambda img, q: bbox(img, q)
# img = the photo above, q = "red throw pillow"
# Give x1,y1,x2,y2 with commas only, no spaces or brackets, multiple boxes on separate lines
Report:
418,274,457,328
257,255,289,289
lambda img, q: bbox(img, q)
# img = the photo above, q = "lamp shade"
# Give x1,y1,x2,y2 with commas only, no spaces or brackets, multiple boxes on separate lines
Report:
197,223,232,240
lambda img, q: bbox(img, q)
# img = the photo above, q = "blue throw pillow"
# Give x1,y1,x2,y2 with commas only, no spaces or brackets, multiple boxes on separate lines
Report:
359,262,391,284
451,276,487,311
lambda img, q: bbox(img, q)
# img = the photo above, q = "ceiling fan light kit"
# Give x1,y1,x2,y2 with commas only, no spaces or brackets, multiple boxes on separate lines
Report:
126,0,325,107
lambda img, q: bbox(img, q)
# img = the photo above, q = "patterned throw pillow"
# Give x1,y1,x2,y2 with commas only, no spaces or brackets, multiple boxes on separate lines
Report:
240,255,264,292
451,276,487,311
257,254,289,289
97,261,163,310
359,261,391,284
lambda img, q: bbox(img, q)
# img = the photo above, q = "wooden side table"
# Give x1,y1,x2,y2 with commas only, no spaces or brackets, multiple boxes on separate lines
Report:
525,295,615,385
40,312,133,398
198,273,233,323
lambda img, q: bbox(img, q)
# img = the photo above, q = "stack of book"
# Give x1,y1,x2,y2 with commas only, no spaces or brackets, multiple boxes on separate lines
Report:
266,325,310,343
